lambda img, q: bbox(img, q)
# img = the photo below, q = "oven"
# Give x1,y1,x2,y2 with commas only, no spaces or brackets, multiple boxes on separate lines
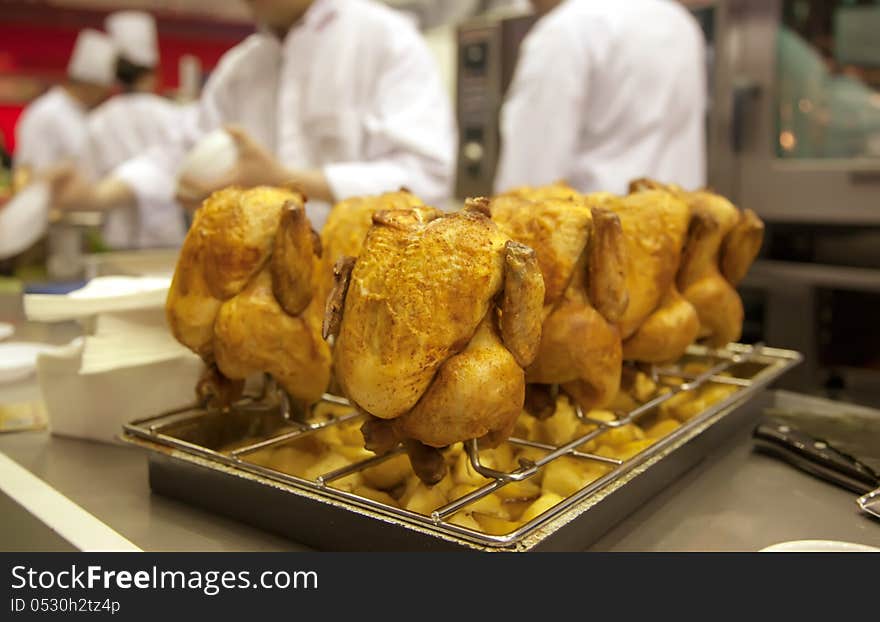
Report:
454,13,536,199
709,0,880,405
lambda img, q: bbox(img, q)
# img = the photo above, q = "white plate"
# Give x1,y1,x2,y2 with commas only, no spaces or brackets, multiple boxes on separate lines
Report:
0,182,50,260
0,342,56,384
760,540,880,553
23,275,171,322
0,322,13,341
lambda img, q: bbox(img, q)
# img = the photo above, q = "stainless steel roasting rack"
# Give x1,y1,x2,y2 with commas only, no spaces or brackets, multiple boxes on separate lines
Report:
123,342,802,551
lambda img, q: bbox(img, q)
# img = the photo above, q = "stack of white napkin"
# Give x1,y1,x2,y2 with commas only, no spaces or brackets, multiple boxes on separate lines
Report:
24,276,203,443
24,275,198,375
79,309,195,374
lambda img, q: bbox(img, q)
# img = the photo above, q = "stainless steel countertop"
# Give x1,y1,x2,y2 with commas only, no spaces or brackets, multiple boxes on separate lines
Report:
1,391,878,552
1,292,879,551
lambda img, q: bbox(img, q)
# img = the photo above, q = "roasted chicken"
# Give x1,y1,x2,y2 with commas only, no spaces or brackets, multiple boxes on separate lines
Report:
591,187,700,363
325,201,545,484
166,186,331,407
490,184,629,416
628,179,765,348
619,285,700,363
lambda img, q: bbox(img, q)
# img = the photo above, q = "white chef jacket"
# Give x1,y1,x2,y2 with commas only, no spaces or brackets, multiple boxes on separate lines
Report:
495,0,707,195
117,0,456,230
88,93,190,249
15,87,92,176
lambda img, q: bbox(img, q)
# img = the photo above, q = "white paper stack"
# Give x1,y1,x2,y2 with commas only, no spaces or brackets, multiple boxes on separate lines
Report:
79,310,195,375
37,337,203,444
26,275,205,443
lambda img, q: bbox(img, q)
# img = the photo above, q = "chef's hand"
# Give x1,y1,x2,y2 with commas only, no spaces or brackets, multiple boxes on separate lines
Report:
43,165,136,213
175,125,289,211
45,164,96,212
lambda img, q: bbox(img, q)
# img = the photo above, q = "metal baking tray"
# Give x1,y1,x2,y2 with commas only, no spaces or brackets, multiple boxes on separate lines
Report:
122,343,802,551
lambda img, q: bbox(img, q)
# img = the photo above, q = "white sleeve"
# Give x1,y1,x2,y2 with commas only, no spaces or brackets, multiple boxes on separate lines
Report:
14,113,58,173
494,21,586,194
85,112,115,179
323,27,456,206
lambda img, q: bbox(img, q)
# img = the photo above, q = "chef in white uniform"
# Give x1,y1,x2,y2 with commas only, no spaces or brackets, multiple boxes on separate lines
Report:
494,0,707,195
88,11,189,249
14,29,116,179
54,0,456,231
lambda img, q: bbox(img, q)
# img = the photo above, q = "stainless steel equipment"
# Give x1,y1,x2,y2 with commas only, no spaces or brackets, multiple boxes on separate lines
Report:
454,13,536,198
123,343,801,551
708,1,880,404
859,488,880,519
709,0,880,222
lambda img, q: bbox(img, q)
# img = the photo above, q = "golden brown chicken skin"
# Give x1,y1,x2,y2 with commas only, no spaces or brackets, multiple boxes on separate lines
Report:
166,186,331,407
592,188,692,341
621,285,699,363
626,179,764,350
490,184,629,415
594,185,699,363
677,204,744,347
318,190,429,301
721,208,765,287
326,202,545,484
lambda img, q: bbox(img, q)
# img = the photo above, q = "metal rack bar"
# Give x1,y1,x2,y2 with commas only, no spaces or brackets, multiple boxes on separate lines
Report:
124,404,200,432
464,439,540,482
316,447,405,486
320,393,352,406
507,437,623,466
657,372,752,387
432,480,508,523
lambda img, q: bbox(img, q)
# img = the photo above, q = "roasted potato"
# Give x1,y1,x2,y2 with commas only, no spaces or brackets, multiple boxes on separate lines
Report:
520,492,564,523
645,418,681,438
449,512,483,531
449,485,508,518
402,482,449,515
700,383,739,406
361,453,411,490
353,485,398,507
541,457,582,497
630,370,658,402
613,439,656,460
473,512,522,535
493,478,542,501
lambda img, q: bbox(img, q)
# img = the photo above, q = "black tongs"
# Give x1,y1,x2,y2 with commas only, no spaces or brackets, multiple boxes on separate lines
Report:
753,418,879,495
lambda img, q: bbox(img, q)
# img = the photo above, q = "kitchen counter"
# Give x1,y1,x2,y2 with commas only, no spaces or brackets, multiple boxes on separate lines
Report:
1,390,878,552
1,292,878,552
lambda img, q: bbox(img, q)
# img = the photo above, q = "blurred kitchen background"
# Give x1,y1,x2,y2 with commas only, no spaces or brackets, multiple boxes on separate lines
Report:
0,0,879,404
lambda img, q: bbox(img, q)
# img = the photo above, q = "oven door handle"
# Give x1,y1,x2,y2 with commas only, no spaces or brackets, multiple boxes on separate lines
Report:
731,79,762,154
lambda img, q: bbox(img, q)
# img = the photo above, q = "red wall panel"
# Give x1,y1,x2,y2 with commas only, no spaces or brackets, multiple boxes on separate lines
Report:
0,3,252,153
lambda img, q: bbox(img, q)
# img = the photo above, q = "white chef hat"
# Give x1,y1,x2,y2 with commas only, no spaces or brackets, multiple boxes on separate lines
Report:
105,11,159,68
67,29,117,86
